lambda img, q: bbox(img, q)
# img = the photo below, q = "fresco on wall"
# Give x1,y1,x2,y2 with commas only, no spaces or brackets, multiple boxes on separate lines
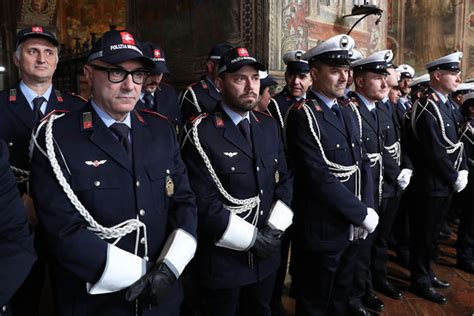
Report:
20,0,57,26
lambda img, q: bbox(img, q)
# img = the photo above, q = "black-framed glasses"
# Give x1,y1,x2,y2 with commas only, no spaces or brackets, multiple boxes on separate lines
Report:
90,64,150,84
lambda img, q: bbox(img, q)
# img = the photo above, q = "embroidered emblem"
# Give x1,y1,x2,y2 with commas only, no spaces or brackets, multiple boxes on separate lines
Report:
82,112,93,130
85,160,107,167
224,152,238,157
275,170,280,184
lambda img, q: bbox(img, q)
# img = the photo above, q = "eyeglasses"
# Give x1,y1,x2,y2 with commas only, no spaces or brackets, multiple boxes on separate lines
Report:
90,64,150,84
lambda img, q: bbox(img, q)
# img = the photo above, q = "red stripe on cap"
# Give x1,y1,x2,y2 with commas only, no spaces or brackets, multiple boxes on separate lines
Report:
237,48,249,57
32,26,43,33
154,49,161,58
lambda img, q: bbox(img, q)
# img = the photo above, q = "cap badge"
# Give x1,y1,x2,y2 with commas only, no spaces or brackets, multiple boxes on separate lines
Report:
153,49,161,58
237,48,249,57
340,36,349,48
384,51,391,61
295,51,303,60
32,26,43,33
120,32,135,45
458,52,463,60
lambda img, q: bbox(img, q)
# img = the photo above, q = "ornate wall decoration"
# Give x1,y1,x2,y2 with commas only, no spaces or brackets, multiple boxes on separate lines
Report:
20,0,57,26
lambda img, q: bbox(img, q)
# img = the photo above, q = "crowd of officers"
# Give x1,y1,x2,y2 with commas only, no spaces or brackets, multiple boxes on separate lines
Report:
0,24,472,316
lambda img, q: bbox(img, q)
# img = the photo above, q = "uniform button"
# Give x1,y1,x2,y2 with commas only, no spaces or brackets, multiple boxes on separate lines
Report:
94,181,101,187
352,143,355,147
231,167,235,171
139,209,146,216
256,166,260,171
2,306,5,311
356,161,359,165
136,180,140,187
446,123,450,127
166,169,170,174
7,142,13,147
274,158,278,163
336,144,340,148
260,210,264,215
260,189,263,194
140,237,145,244
366,137,370,141
387,126,390,129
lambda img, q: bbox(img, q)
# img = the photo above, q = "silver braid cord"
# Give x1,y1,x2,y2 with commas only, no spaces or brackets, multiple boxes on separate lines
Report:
384,141,401,166
191,115,260,225
302,103,361,200
181,87,202,114
272,98,285,129
367,153,383,206
35,114,149,260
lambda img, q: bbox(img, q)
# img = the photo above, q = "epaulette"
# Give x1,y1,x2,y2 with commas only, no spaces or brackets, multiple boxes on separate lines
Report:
292,99,306,110
349,97,360,107
9,89,17,102
253,109,273,118
138,108,169,121
67,92,88,102
213,112,225,128
428,92,439,103
40,109,69,123
190,113,209,125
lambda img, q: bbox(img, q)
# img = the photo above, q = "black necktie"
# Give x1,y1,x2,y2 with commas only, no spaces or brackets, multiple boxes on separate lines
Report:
143,93,154,109
109,123,132,161
33,96,46,120
331,104,345,128
370,108,378,126
238,118,252,148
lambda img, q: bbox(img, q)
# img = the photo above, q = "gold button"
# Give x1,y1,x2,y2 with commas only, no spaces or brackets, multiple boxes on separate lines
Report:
94,181,101,187
139,209,145,216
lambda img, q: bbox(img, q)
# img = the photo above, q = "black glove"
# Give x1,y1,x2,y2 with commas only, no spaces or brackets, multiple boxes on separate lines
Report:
250,225,283,259
125,262,177,305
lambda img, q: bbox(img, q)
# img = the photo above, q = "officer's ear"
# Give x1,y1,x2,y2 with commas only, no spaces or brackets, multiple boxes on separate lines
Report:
84,64,93,86
215,74,224,91
432,70,442,82
354,74,364,89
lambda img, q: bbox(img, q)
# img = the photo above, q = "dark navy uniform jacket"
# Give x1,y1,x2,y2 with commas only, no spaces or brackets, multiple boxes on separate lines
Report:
396,96,412,125
181,103,292,290
180,75,221,123
378,99,404,198
285,94,374,253
350,94,383,207
409,88,468,197
268,86,299,129
29,103,197,316
136,82,182,131
0,84,85,193
0,140,36,307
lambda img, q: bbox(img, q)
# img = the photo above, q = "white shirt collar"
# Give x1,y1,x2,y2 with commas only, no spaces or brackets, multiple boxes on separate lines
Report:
19,81,52,111
355,92,377,111
222,103,250,126
313,91,337,109
432,88,448,104
91,99,132,129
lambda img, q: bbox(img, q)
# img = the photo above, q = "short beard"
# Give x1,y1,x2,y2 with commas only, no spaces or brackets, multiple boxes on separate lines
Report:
222,94,257,114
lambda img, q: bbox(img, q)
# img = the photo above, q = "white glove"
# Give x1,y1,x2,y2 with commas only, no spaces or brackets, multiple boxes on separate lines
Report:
349,224,369,241
361,208,379,233
453,170,469,192
397,168,413,190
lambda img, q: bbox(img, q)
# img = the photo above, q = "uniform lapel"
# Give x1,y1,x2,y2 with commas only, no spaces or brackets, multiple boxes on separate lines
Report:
88,105,134,174
359,101,377,133
313,95,347,137
130,111,152,176
207,81,221,101
9,87,37,130
250,112,263,159
222,111,253,159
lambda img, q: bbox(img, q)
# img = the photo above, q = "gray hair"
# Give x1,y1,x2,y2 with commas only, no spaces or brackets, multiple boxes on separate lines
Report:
14,41,59,63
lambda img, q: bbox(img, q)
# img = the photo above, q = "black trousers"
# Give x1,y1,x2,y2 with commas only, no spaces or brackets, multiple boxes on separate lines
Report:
392,188,414,263
410,195,451,287
372,196,401,282
456,179,474,263
295,240,357,316
200,272,277,316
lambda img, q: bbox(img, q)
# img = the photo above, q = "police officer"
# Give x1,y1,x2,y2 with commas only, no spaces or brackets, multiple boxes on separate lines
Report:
182,47,293,315
285,35,378,316
136,42,182,132
456,93,474,274
256,70,278,112
0,140,36,316
0,25,86,316
268,50,312,129
180,43,233,122
344,48,364,99
29,30,197,316
349,50,393,314
395,64,415,122
408,52,468,304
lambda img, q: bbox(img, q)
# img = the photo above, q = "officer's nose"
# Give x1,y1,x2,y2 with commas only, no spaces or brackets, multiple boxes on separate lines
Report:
36,52,45,63
121,73,135,90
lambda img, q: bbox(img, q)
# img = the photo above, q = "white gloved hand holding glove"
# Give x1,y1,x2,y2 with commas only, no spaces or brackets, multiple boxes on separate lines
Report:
453,170,469,192
397,168,413,190
361,208,379,233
